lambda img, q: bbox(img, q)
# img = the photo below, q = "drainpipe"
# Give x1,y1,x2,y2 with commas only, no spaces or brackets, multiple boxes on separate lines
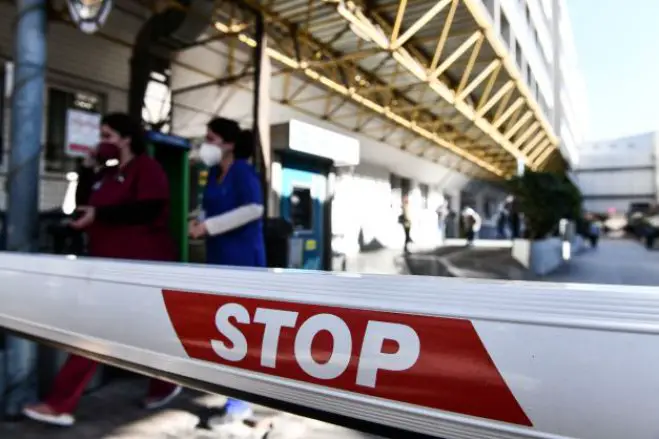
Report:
2,0,47,418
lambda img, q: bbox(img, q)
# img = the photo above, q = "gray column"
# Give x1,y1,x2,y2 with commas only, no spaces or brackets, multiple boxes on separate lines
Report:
2,0,47,417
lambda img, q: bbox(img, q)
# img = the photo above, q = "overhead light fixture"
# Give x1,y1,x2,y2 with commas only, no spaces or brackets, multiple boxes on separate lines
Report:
67,0,113,34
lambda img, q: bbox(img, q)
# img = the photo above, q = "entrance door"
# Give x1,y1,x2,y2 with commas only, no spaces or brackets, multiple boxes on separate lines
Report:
280,167,327,270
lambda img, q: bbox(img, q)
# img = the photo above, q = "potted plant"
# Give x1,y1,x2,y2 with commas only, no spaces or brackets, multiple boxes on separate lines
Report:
506,170,582,275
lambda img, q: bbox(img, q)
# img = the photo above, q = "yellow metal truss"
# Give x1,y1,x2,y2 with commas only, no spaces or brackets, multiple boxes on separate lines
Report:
210,0,563,178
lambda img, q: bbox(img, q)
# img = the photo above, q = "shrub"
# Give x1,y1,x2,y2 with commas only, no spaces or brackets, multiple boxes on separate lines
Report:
507,170,582,240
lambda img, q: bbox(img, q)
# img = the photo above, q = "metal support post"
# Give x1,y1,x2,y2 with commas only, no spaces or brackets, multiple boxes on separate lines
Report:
2,0,47,418
252,11,270,215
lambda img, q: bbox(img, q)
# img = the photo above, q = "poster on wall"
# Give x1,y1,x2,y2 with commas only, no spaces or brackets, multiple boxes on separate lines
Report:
65,108,101,158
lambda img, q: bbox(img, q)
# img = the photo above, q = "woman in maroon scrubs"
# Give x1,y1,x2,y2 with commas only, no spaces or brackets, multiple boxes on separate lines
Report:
22,113,181,427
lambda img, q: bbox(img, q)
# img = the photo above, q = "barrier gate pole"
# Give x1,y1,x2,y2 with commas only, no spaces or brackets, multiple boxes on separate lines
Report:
2,0,47,418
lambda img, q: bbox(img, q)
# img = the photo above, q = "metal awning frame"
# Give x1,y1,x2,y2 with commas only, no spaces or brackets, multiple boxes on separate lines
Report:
152,0,567,179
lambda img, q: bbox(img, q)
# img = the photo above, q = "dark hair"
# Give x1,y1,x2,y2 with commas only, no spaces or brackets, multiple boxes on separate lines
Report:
207,117,255,160
235,129,255,159
101,113,146,155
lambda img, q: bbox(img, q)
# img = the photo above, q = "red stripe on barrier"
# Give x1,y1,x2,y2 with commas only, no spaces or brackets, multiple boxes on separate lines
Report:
162,290,532,426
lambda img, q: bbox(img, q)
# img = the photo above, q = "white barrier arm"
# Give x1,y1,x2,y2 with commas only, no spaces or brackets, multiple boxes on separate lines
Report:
1,252,659,439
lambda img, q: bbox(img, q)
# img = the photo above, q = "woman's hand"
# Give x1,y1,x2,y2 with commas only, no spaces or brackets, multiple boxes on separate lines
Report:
188,220,208,239
71,206,96,230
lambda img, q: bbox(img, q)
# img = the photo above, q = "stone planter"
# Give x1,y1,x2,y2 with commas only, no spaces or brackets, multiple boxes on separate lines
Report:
512,237,564,276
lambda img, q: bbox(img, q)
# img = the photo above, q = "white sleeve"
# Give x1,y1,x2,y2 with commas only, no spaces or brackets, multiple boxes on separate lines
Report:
203,204,264,236
473,213,482,230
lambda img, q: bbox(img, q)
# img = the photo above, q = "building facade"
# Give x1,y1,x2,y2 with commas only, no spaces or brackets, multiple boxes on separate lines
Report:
481,0,588,167
575,132,659,214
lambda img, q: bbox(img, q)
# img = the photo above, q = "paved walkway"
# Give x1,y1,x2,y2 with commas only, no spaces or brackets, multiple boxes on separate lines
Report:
2,379,381,439
345,248,408,275
544,239,659,286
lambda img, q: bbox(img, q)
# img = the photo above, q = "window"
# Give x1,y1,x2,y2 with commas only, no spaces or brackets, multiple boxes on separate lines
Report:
400,177,411,198
45,88,104,173
290,187,313,230
484,0,495,19
500,11,511,46
533,28,539,46
525,4,531,24
515,40,523,69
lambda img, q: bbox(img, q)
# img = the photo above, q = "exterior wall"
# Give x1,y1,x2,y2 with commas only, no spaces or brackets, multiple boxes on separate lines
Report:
578,170,654,198
575,131,658,213
480,0,588,168
552,0,588,165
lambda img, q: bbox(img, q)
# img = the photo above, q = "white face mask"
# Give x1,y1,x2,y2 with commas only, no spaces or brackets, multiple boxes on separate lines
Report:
198,143,223,167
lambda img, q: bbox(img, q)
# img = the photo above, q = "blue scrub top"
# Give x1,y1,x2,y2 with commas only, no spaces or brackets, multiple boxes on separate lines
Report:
203,159,266,267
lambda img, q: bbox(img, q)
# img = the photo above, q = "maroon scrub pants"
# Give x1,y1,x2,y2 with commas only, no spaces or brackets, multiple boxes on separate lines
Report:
44,354,177,414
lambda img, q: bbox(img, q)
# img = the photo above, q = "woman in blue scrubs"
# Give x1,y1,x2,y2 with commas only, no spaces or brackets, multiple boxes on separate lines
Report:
188,117,265,422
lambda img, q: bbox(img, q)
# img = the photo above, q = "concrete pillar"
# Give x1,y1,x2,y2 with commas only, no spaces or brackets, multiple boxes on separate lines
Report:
2,0,47,417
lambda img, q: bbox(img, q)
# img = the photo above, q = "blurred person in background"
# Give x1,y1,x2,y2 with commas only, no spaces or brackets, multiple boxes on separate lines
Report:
462,206,481,246
399,195,412,253
508,196,521,239
22,113,181,427
436,199,449,240
188,117,265,423
496,202,509,239
589,218,602,248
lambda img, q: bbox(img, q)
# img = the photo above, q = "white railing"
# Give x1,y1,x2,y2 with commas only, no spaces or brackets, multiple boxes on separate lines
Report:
1,252,659,439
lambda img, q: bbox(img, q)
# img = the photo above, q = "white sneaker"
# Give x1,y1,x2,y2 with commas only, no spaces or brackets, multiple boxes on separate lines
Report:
22,407,75,427
144,385,182,410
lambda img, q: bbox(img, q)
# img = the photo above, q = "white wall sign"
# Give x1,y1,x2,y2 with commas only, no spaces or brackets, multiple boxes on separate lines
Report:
289,119,360,166
65,109,100,158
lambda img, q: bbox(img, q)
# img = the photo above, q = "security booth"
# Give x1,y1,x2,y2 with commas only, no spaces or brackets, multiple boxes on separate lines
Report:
270,120,360,271
145,130,191,262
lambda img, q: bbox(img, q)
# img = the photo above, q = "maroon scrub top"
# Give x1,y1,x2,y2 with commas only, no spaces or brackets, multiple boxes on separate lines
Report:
86,154,175,262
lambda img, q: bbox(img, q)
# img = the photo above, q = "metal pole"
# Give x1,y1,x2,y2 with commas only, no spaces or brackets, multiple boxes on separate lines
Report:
252,11,269,214
2,0,47,418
